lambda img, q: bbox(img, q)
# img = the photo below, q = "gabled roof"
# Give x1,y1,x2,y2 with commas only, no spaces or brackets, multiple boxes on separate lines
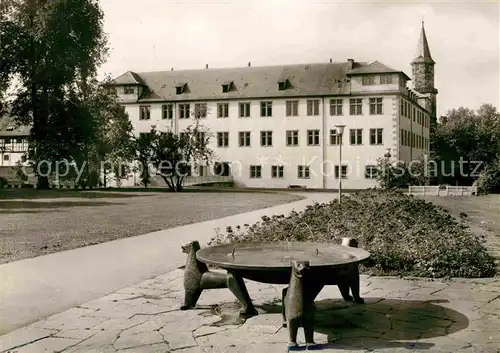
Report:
346,61,410,80
110,71,145,85
114,62,366,102
0,114,30,137
412,22,434,64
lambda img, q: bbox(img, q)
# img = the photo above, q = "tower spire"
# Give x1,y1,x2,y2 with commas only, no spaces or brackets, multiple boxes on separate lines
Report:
413,21,434,64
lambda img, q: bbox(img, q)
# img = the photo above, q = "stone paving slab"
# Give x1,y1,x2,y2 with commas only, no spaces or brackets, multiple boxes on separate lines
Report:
1,269,499,353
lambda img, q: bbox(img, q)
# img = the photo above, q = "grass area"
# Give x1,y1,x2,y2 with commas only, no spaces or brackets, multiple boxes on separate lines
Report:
421,194,500,274
421,195,500,235
210,189,497,278
0,190,304,264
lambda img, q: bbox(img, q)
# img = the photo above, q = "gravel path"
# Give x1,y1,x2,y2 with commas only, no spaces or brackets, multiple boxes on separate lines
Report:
0,191,304,264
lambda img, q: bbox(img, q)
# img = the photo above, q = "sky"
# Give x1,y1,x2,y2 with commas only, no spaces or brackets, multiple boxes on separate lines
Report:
98,0,500,117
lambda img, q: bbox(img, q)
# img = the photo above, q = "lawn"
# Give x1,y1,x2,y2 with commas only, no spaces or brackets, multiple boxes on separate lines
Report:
421,194,500,273
0,189,304,264
421,194,500,235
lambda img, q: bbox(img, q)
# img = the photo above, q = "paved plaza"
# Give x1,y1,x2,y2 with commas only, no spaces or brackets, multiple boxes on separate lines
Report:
1,192,499,353
1,268,499,353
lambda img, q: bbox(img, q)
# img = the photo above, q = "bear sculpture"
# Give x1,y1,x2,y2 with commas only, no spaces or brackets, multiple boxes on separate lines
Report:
180,240,257,317
282,260,318,351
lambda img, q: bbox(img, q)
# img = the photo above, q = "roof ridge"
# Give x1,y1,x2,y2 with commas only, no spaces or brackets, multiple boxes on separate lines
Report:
135,61,351,76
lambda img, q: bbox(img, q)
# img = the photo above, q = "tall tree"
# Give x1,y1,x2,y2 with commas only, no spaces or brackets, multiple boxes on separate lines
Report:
0,0,108,189
431,104,500,185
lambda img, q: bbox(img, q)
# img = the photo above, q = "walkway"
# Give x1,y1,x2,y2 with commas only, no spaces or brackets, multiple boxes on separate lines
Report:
1,268,498,352
0,192,337,335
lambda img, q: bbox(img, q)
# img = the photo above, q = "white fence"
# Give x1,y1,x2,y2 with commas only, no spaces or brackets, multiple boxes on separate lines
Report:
408,185,478,196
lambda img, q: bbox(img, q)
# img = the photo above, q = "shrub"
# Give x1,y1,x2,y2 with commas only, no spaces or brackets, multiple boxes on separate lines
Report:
475,158,500,194
209,189,496,278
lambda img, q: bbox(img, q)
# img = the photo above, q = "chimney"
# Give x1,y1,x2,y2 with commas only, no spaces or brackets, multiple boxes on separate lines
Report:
329,58,332,63
248,62,251,67
205,64,208,69
347,58,354,70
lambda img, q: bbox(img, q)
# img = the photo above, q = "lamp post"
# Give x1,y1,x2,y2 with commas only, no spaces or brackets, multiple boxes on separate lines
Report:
334,124,346,206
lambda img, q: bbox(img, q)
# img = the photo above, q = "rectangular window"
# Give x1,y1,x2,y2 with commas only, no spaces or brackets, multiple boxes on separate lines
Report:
297,166,310,179
217,132,229,147
179,104,190,119
271,165,284,178
196,132,205,143
334,165,348,179
217,103,229,118
350,129,362,145
214,162,230,177
306,99,320,116
162,104,173,119
329,129,343,145
239,102,250,117
413,107,416,122
3,154,9,161
239,131,251,147
194,103,207,118
370,128,383,145
249,165,262,179
329,99,343,116
139,105,151,120
369,98,383,115
124,86,134,94
400,99,404,117
260,131,273,146
286,100,298,116
260,101,273,117
380,75,393,84
349,98,363,115
307,129,320,146
362,76,375,85
365,165,378,179
400,128,404,146
286,130,299,146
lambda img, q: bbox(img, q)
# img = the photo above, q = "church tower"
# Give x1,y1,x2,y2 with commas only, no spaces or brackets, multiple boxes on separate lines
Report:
411,22,438,126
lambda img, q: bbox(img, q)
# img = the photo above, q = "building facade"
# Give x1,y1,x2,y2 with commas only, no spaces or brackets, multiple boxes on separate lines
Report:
109,23,437,189
0,113,30,182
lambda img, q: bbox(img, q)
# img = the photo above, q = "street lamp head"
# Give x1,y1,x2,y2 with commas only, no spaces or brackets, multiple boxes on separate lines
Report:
334,124,346,136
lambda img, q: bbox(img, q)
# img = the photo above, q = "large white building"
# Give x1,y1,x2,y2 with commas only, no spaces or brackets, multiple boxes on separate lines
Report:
109,23,437,189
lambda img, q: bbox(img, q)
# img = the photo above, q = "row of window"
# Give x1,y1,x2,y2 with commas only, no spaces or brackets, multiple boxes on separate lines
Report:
1,154,27,162
249,164,378,179
0,138,29,152
212,128,385,148
400,98,429,128
138,97,387,120
401,129,429,150
361,74,394,86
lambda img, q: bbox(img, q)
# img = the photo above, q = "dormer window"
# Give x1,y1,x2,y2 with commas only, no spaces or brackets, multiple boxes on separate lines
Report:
124,86,134,94
278,78,290,91
222,81,233,93
176,83,187,94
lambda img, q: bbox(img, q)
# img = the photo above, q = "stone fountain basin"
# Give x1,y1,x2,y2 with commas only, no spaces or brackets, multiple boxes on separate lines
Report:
196,242,371,285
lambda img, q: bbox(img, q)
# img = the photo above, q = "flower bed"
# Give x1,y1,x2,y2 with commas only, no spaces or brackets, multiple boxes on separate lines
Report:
210,189,497,278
